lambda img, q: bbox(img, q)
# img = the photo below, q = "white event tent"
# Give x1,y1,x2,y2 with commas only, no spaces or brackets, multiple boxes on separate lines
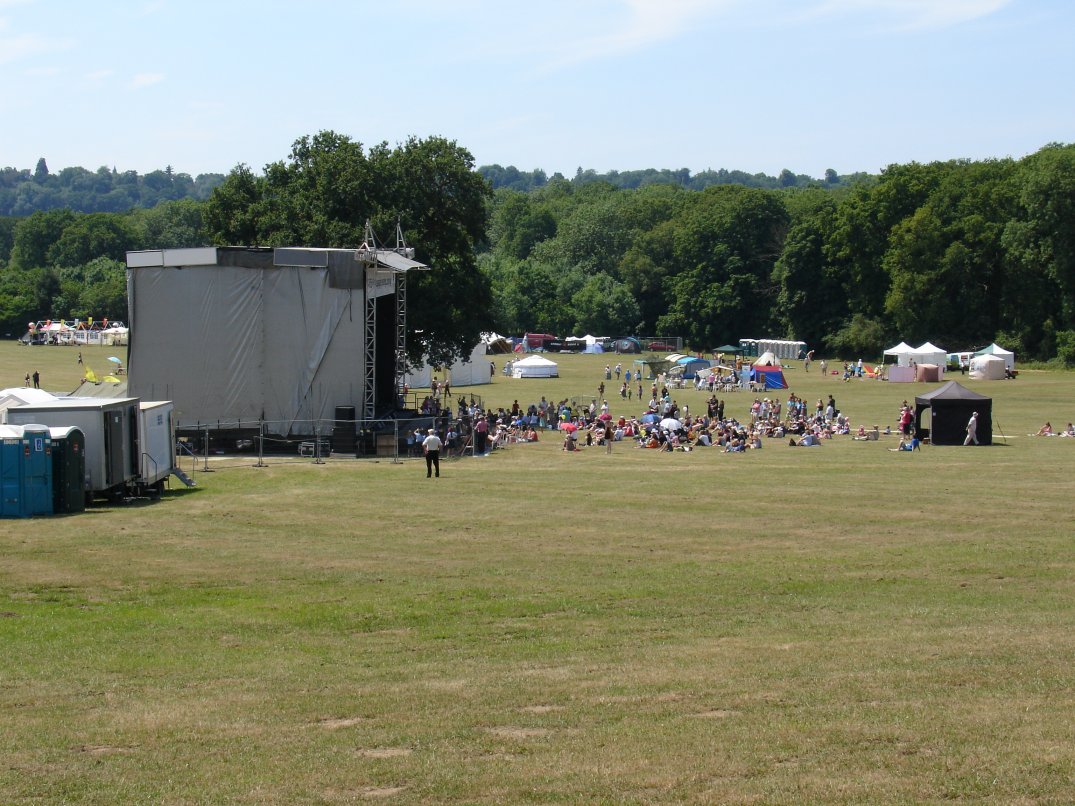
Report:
974,342,1015,370
511,355,559,378
911,342,947,367
883,342,916,366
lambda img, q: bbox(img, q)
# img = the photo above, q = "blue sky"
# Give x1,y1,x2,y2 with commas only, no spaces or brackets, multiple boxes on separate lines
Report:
1,0,1072,179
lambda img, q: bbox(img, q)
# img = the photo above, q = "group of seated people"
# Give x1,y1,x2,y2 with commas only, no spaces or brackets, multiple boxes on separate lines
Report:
553,401,871,454
1034,421,1075,437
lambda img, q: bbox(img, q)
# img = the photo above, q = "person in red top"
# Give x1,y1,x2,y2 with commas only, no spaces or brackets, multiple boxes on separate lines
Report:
899,404,913,436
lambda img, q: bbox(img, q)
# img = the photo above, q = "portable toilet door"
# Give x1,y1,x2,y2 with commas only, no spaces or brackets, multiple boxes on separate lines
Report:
22,424,54,516
50,427,86,514
1,427,26,517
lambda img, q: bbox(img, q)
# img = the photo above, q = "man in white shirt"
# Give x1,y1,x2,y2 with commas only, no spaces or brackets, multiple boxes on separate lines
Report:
422,428,443,477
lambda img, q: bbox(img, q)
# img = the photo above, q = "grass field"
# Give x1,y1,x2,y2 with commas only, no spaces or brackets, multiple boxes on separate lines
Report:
2,342,1074,803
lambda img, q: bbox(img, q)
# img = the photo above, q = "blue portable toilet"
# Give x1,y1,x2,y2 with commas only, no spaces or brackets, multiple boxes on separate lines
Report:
0,424,54,517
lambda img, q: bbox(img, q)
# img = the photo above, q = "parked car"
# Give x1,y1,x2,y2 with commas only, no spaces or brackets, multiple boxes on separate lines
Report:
648,341,676,351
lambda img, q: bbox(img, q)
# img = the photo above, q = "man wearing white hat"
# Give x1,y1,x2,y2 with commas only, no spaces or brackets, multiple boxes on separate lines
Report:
422,428,443,477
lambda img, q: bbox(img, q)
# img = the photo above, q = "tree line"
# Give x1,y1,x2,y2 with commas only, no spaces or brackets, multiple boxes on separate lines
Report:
482,144,1075,363
2,137,1074,363
0,159,224,216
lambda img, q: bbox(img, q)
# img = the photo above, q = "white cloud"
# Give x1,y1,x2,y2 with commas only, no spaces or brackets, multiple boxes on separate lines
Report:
130,72,164,89
539,0,734,72
136,0,166,17
811,0,1012,30
0,31,66,64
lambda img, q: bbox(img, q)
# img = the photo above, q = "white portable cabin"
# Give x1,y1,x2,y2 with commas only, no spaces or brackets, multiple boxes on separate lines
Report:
3,397,139,497
137,401,176,490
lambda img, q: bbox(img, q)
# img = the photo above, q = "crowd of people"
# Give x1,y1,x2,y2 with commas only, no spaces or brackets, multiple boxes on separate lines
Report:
552,384,873,453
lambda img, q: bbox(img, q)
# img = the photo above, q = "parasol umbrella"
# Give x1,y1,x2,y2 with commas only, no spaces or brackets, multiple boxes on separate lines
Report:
107,356,122,364
640,412,660,424
660,417,682,430
597,413,612,421
559,422,578,432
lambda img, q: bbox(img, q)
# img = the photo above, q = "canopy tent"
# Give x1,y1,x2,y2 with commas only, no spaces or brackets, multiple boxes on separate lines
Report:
633,358,671,379
883,342,916,366
481,332,514,354
752,351,782,367
750,366,788,389
676,356,711,379
511,355,558,378
915,381,992,445
911,342,947,367
969,354,1007,380
974,342,1015,370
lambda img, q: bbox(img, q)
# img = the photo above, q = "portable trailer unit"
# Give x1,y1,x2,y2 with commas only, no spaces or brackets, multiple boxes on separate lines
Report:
136,401,175,493
48,426,86,514
4,397,138,500
0,424,54,517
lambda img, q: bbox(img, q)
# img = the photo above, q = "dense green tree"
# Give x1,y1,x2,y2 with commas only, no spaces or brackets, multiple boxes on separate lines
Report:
772,196,845,346
46,213,140,267
0,217,16,265
1002,144,1075,352
657,186,789,347
569,272,641,335
204,132,492,366
10,209,76,268
131,199,206,249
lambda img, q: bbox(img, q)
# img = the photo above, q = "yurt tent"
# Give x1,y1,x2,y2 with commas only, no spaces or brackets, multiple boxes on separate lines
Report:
969,354,1007,380
914,381,992,446
752,351,781,367
974,342,1015,370
750,365,788,390
511,355,559,378
612,338,641,354
749,351,787,388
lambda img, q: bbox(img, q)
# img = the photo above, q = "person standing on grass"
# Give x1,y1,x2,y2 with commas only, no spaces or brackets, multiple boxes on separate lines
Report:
422,428,442,477
605,423,614,453
32,370,40,389
964,411,979,446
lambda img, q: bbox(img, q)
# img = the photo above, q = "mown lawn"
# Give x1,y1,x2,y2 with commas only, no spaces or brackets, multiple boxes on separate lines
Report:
2,344,1074,803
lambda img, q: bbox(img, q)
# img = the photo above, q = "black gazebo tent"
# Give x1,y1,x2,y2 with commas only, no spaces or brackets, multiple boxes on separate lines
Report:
914,381,992,445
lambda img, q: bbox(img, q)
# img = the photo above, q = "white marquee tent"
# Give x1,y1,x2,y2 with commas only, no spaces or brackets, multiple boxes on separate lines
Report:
511,355,559,378
974,342,1015,370
911,342,947,367
406,342,490,389
883,342,916,366
969,354,1007,380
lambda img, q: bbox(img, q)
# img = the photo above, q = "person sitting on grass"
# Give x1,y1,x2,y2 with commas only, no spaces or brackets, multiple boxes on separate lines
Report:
1035,422,1054,436
889,435,921,452
1060,423,1075,437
